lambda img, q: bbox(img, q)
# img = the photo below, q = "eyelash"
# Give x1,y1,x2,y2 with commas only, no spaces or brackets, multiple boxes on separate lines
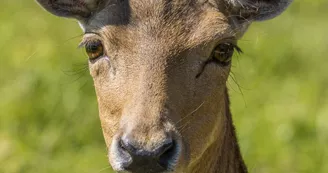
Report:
78,40,91,49
195,43,242,78
232,44,243,54
78,32,102,48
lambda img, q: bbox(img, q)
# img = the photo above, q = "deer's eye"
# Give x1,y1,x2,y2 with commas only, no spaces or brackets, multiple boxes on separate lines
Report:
85,40,104,60
212,43,240,66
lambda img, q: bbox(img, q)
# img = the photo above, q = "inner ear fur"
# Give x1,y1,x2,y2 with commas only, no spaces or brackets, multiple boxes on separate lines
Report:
225,0,293,21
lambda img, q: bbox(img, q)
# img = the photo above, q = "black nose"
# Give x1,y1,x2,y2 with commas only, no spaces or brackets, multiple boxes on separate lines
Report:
119,137,177,172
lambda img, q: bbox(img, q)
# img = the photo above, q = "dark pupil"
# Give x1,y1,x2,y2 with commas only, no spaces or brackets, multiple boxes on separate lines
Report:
87,42,100,53
218,43,234,60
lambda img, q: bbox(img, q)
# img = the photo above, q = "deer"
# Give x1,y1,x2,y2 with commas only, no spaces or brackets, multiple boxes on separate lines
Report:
36,0,293,172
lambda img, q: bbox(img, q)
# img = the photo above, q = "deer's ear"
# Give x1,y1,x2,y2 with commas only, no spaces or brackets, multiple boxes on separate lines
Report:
36,0,104,21
226,0,293,21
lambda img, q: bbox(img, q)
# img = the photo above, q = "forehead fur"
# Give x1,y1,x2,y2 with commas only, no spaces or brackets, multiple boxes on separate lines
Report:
84,0,246,55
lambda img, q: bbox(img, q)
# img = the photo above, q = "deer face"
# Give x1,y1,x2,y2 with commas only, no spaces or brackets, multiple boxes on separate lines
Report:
37,0,292,172
86,4,240,172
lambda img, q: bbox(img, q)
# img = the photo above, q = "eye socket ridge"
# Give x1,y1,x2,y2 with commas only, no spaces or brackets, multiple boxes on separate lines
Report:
211,42,242,66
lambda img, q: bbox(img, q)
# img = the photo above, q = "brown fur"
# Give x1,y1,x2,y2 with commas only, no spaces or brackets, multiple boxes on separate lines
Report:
36,0,293,172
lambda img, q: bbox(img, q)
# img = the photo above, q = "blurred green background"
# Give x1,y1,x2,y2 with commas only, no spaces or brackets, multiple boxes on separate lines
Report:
0,0,327,173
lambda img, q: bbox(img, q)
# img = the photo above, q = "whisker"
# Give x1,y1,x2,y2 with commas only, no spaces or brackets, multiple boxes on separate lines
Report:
178,121,191,134
176,101,205,126
179,99,226,134
93,166,112,173
228,73,247,107
60,33,85,45
60,69,88,85
177,101,206,134
24,49,38,62
61,65,89,76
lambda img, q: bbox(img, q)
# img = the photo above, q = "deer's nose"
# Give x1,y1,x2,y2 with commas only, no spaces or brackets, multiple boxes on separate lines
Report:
120,137,174,158
116,136,178,172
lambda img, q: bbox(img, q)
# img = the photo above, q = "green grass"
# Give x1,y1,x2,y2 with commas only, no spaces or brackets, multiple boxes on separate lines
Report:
0,0,327,173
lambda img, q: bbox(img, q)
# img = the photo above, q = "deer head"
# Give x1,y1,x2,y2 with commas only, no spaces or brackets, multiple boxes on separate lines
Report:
36,0,292,172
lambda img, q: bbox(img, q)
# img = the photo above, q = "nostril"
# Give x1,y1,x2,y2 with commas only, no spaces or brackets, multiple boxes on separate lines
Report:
158,141,177,168
157,140,174,157
120,138,137,155
114,137,179,172
120,138,175,157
